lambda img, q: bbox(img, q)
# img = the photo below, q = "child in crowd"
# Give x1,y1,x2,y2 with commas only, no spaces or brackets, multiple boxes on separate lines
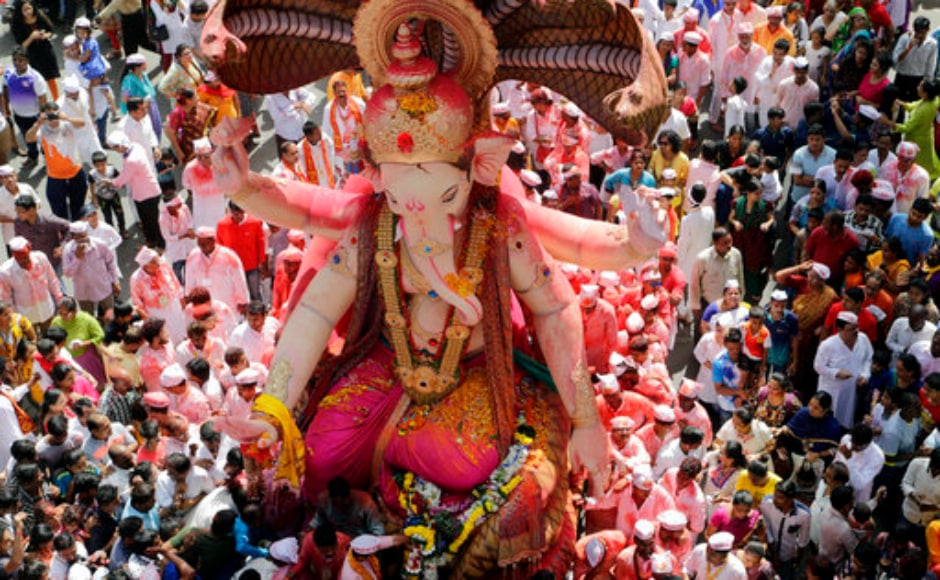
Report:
725,76,749,137
156,147,178,198
760,156,782,207
73,18,119,119
87,150,127,238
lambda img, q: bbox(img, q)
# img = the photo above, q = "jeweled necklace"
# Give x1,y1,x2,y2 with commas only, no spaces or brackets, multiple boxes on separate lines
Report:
375,201,494,405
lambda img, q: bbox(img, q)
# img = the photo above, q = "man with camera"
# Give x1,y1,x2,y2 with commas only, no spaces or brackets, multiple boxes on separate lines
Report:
25,101,88,221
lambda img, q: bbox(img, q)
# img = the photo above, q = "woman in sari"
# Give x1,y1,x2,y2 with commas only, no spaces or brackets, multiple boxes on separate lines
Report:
867,236,911,297
120,54,162,138
880,78,940,180
157,44,205,103
809,0,847,44
49,298,107,386
830,7,870,56
649,130,690,190
775,260,839,400
703,440,748,513
730,180,775,304
754,373,803,428
657,34,679,88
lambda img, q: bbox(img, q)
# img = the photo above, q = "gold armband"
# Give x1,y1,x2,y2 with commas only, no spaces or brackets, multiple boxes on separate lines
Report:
570,361,600,429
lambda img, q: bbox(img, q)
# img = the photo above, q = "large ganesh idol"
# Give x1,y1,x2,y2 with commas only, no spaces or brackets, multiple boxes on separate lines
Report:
205,0,669,576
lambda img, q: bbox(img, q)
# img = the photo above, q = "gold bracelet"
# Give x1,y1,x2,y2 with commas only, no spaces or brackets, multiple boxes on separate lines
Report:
570,361,600,429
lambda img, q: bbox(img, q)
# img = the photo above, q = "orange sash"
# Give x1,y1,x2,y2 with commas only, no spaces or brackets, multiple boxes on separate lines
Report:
329,98,363,151
0,390,36,434
302,138,335,187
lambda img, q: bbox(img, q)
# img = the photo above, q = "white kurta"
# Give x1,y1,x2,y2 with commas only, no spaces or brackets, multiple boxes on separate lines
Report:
754,56,794,125
57,89,104,165
834,433,884,503
814,333,873,429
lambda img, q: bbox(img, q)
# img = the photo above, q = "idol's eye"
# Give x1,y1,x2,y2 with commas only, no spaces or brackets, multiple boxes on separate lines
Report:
441,185,458,204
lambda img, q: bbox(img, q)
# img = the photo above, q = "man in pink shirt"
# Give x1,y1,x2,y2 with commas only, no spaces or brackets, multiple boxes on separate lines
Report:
581,284,618,373
0,236,62,326
679,32,713,110
107,131,163,248
184,227,250,315
661,458,708,535
676,9,713,55
138,318,177,392
718,23,767,130
675,378,714,446
636,405,681,460
160,363,211,425
775,57,819,130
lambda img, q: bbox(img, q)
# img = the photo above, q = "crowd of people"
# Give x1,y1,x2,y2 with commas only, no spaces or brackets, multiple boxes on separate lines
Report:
0,0,935,577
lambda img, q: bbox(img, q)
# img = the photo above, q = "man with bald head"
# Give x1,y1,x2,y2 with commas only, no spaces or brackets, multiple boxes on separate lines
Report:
98,366,137,426
886,304,936,361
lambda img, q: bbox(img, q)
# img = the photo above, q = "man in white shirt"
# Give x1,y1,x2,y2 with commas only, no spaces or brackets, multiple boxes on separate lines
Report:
886,304,936,360
265,88,316,151
718,23,767,131
270,141,306,182
2,47,50,165
909,327,940,377
0,236,62,325
814,311,873,429
833,423,884,503
685,532,747,579
228,300,279,364
156,452,215,519
321,80,366,175
679,32,712,109
297,121,339,188
900,449,940,528
893,17,938,102
118,97,161,167
774,56,819,130
708,1,739,124
817,485,859,570
0,164,42,249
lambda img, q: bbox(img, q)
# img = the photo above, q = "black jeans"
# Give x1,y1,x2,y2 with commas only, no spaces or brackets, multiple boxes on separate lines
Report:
47,169,88,221
135,195,165,248
96,194,126,233
12,114,39,160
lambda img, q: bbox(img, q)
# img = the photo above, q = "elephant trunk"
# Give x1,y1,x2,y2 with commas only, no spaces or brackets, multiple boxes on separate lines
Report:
399,217,483,327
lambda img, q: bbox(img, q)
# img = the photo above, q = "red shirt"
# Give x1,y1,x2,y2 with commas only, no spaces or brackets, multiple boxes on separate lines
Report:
860,1,892,34
823,301,878,344
216,214,266,271
804,226,860,282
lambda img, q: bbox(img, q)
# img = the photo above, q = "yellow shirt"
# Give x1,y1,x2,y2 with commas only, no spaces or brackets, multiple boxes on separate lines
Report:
753,23,797,56
734,471,782,504
928,519,940,569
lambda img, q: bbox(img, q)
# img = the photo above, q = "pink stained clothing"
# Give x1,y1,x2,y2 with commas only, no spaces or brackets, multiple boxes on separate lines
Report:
139,343,177,393
661,466,707,534
591,145,633,172
606,483,676,541
111,143,161,203
573,530,628,580
543,147,591,189
184,247,250,311
880,159,931,215
709,503,762,546
221,387,257,421
159,204,197,264
218,362,268,393
679,50,713,102
583,298,618,373
137,438,166,468
598,391,657,431
635,422,680,460
676,26,714,55
611,434,652,470
613,546,681,580
656,530,694,565
857,72,891,108
70,374,100,404
185,299,239,345
175,336,227,376
524,106,562,168
129,261,187,343
774,77,820,129
719,44,768,103
61,238,121,304
0,252,63,324
553,119,593,153
168,386,211,424
675,400,714,447
182,160,227,230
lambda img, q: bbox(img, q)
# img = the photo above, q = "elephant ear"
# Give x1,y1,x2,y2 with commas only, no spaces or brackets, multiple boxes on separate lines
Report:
484,0,669,142
468,132,517,186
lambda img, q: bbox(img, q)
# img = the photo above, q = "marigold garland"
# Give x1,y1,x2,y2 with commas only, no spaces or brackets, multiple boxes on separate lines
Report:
397,423,536,578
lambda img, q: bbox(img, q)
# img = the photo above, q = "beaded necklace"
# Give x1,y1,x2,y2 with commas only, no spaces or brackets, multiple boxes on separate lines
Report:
375,201,494,404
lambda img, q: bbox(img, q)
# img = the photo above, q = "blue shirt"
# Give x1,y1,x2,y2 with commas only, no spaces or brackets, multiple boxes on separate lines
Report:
121,501,161,531
712,350,741,411
790,145,836,201
785,408,842,452
79,38,108,80
885,214,934,263
693,0,723,20
602,168,656,193
765,309,799,367
751,125,794,162
233,517,268,559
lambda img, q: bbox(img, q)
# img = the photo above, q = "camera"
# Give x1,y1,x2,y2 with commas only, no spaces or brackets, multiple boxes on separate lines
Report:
46,112,58,121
